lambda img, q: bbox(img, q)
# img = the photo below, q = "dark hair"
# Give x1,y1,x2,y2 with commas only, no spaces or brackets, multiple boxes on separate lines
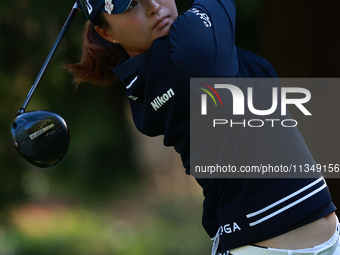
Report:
65,14,126,87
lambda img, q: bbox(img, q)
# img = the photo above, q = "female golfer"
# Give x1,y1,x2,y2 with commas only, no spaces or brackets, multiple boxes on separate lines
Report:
68,0,339,254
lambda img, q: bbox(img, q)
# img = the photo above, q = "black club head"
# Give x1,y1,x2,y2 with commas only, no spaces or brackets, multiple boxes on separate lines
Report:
10,110,70,168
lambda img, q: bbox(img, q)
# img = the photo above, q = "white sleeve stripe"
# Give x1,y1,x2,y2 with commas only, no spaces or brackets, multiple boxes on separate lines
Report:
249,183,327,227
246,177,324,218
126,76,138,89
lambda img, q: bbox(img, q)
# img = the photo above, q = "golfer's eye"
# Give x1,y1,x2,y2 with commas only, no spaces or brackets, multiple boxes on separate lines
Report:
127,1,138,10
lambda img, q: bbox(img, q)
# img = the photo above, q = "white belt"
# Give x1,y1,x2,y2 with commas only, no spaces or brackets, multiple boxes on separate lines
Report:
213,219,339,255
227,224,339,255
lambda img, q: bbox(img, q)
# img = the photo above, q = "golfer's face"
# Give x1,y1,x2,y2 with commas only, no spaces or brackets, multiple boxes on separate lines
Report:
104,0,178,57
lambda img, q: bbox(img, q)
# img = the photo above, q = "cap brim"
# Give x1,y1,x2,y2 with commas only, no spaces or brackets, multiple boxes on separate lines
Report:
77,0,133,25
112,0,133,14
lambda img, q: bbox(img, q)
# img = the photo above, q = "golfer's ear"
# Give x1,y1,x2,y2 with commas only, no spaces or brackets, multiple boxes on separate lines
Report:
95,25,119,44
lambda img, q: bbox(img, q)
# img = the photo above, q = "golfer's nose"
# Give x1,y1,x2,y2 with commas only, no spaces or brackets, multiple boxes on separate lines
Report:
146,0,161,16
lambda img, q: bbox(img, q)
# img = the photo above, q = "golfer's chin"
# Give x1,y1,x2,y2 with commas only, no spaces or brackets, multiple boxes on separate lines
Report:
153,26,171,40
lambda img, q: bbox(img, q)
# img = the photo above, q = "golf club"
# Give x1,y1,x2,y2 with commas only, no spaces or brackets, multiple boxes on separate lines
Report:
10,3,78,168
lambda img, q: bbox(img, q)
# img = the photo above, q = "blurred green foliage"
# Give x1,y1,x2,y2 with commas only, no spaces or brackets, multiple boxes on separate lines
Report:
3,199,211,255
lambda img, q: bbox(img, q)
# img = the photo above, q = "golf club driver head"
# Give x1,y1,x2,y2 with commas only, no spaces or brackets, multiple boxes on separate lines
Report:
10,110,70,168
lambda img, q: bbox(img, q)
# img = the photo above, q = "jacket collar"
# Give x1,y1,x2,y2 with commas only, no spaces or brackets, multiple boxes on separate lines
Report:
113,52,147,84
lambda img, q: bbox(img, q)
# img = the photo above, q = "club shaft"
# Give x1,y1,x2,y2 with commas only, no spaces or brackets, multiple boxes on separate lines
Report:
18,3,78,115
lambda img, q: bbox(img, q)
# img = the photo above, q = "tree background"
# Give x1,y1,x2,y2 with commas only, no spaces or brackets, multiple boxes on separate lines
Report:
0,0,339,254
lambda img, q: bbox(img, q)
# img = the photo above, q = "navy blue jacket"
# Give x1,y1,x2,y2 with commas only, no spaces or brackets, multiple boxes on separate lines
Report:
113,0,336,251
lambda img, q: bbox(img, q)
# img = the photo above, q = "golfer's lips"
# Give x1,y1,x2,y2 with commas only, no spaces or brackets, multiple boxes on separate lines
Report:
154,16,170,29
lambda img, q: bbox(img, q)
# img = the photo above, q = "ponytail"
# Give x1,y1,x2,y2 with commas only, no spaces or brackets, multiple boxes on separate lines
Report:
65,20,126,87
